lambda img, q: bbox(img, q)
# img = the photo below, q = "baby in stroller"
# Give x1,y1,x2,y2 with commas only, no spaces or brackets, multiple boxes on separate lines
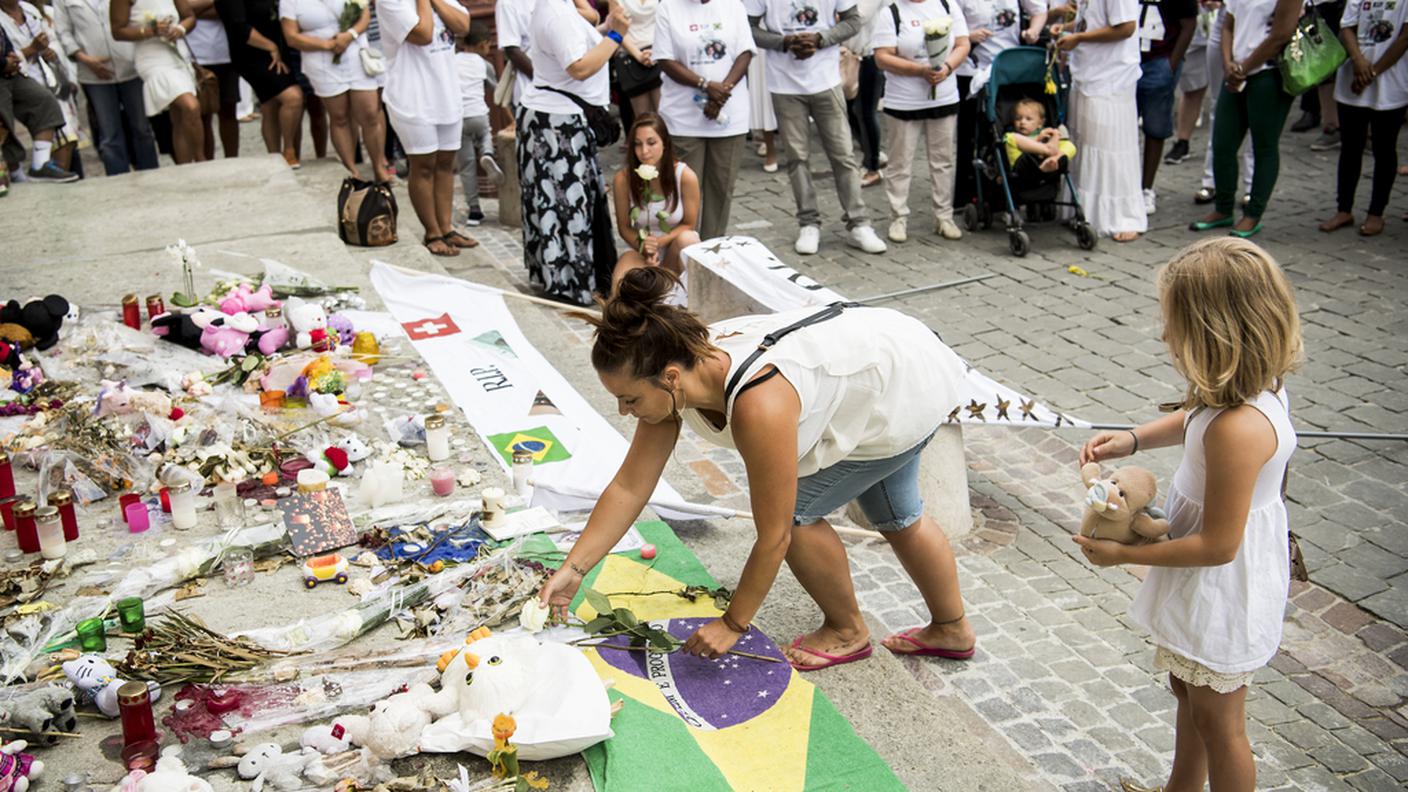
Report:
1004,98,1076,180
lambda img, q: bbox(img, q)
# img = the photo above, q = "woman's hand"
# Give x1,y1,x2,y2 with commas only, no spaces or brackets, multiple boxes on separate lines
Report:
1079,430,1136,466
1072,535,1126,567
1056,30,1082,51
1021,27,1041,44
538,566,584,622
925,64,947,85
969,27,993,44
269,50,289,73
636,46,653,66
1225,58,1246,91
330,31,353,54
78,52,116,79
641,234,660,263
606,4,630,37
22,31,49,59
1351,56,1375,93
162,21,186,41
682,618,742,659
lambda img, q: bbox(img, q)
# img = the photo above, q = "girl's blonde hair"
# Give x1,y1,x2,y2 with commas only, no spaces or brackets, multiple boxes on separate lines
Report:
1157,238,1303,410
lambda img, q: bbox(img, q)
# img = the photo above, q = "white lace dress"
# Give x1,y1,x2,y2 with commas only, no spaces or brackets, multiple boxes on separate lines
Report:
1130,390,1298,692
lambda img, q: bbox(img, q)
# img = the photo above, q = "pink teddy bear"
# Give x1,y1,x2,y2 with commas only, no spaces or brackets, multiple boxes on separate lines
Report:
198,312,258,358
218,283,279,316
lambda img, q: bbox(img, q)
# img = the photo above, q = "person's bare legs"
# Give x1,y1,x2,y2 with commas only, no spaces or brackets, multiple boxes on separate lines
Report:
260,100,280,153
408,152,453,255
1174,86,1207,145
349,89,389,181
610,248,648,292
763,129,777,168
201,109,217,161
877,514,975,653
781,518,871,667
322,92,357,174
275,86,304,163
1187,682,1254,791
434,149,457,238
1318,81,1338,133
1162,675,1211,792
169,94,206,164
661,230,699,276
306,94,328,159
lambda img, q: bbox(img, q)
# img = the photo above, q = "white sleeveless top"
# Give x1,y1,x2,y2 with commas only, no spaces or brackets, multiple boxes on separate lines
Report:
632,161,689,237
680,306,967,477
1129,389,1297,674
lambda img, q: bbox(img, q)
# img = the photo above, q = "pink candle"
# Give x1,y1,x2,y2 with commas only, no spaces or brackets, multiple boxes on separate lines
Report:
125,502,150,533
430,468,455,497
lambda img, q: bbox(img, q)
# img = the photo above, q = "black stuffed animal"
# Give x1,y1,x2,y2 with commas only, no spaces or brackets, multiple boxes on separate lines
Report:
0,295,71,351
150,312,203,350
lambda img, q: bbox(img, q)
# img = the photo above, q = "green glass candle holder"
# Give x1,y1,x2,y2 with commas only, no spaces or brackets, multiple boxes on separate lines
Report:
116,597,145,634
75,617,108,652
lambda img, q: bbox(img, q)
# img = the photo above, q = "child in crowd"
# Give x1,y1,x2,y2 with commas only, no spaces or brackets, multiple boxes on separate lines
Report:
1004,97,1077,174
1076,237,1302,792
455,22,503,226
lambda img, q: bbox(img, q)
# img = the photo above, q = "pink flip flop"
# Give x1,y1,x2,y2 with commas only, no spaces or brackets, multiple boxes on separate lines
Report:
885,628,976,660
787,637,874,672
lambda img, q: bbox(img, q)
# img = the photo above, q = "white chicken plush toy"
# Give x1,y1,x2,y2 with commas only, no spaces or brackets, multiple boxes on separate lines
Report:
417,627,613,760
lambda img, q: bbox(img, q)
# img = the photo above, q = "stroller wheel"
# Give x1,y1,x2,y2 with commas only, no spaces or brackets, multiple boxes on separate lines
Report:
1009,230,1031,257
979,203,994,230
963,203,980,232
1075,222,1098,251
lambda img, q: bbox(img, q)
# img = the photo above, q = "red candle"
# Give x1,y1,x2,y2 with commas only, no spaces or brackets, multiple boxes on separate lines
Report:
159,487,171,513
121,295,141,330
118,682,158,745
145,294,165,322
13,500,39,554
0,451,13,532
49,488,79,541
119,492,142,523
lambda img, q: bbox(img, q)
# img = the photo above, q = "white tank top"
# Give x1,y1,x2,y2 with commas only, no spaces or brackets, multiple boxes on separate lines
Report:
1129,389,1298,674
680,306,967,477
632,161,688,236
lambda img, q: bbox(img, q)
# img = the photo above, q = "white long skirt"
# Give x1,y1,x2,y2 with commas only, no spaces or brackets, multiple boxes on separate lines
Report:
748,51,776,133
1068,86,1147,236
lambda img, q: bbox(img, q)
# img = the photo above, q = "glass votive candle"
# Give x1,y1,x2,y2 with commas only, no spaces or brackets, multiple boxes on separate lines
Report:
125,502,150,533
222,546,255,588
116,597,145,633
49,487,80,541
75,617,107,652
36,505,66,559
13,499,40,554
213,482,245,529
118,492,142,523
430,467,455,497
167,480,196,530
117,681,157,745
296,469,329,494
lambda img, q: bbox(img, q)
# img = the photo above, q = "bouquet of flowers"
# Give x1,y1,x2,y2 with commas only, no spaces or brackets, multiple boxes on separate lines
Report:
922,17,953,100
333,0,365,64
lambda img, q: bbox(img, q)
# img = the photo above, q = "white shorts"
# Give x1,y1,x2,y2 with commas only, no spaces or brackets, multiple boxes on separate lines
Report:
308,72,384,99
388,113,463,155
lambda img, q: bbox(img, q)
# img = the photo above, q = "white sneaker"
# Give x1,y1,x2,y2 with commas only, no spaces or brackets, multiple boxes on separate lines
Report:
479,154,504,186
1143,188,1157,216
795,225,821,255
877,151,889,167
936,218,962,240
887,218,907,243
848,224,887,254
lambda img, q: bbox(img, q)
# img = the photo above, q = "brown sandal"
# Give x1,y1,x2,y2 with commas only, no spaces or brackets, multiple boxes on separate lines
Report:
1359,215,1385,237
444,230,479,248
1319,212,1354,232
424,236,458,256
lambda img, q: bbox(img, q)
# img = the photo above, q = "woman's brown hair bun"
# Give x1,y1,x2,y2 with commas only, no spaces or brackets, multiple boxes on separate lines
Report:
581,268,714,380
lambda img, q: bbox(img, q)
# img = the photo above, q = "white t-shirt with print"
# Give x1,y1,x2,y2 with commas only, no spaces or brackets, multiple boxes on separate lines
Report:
956,0,1044,67
1336,0,1408,110
377,0,461,124
743,0,857,95
281,0,374,91
871,0,970,109
1069,0,1141,95
653,0,756,137
524,0,610,115
496,0,534,103
1226,0,1280,75
456,51,491,117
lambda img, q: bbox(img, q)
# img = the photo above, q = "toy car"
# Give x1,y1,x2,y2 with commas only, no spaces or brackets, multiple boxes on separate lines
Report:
302,553,349,588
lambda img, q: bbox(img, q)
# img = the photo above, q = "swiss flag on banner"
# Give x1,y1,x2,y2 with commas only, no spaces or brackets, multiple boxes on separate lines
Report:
402,313,461,341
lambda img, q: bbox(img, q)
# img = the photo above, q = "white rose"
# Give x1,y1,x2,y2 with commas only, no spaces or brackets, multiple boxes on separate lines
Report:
634,164,659,182
518,598,550,633
923,17,952,37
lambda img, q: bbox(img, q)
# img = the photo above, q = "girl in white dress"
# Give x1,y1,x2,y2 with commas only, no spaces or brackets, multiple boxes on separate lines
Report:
610,113,701,292
110,0,205,163
1077,236,1302,792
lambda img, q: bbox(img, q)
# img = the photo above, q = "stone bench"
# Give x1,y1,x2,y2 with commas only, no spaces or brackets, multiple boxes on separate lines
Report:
683,237,973,538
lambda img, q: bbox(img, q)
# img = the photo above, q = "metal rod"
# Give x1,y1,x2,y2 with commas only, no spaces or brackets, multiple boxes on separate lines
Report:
1087,423,1408,442
858,273,998,304
381,262,602,319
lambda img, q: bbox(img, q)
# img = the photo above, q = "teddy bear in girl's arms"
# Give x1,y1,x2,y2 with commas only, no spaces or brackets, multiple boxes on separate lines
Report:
1079,462,1170,544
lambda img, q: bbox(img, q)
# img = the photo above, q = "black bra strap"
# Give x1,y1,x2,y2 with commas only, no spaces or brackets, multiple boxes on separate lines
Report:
734,366,783,400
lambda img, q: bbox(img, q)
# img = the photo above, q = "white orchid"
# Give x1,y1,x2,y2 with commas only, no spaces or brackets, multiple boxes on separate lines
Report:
165,239,201,306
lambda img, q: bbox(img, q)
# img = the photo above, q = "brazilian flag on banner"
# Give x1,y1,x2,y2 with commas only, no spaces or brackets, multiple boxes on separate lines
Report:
550,522,905,792
486,426,572,466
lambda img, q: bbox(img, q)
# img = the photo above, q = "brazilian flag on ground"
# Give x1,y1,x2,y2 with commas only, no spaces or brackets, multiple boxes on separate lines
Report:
545,522,905,792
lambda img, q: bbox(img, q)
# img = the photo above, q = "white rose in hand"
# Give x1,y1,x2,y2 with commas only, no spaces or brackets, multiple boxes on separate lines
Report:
518,597,551,632
922,17,952,37
634,164,659,181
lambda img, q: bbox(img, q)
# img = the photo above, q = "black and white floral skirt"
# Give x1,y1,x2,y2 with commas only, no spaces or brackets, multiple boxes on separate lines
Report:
517,107,612,306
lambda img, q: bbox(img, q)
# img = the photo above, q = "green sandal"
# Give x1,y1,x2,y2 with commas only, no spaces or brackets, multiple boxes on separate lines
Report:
1229,222,1263,238
1189,216,1234,231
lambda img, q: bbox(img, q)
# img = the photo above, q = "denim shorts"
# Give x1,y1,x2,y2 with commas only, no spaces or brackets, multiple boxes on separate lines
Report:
1136,57,1180,141
793,433,933,531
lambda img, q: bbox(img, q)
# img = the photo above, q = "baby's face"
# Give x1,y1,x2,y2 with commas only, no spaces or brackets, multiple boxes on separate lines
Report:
1014,107,1043,135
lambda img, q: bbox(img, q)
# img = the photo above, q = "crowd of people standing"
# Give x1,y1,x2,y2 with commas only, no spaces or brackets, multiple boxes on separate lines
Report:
1,0,1404,285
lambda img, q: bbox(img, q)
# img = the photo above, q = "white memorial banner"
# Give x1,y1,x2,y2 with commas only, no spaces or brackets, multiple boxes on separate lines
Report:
369,263,709,519
684,237,1090,429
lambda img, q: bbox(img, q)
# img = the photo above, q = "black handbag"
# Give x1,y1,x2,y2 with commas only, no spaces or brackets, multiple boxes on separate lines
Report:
614,49,662,97
541,86,621,149
337,177,399,247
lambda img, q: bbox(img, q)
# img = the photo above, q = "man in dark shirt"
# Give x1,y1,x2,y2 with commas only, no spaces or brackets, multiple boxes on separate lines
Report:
0,26,80,184
1135,0,1197,214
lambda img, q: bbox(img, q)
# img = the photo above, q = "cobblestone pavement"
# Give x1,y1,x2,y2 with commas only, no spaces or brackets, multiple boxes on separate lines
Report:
440,113,1407,789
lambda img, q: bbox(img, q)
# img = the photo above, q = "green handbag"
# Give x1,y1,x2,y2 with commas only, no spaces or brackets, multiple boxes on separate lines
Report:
1277,6,1348,96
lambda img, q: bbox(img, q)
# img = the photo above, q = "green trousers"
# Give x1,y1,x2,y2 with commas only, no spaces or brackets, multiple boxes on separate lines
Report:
1212,69,1294,218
